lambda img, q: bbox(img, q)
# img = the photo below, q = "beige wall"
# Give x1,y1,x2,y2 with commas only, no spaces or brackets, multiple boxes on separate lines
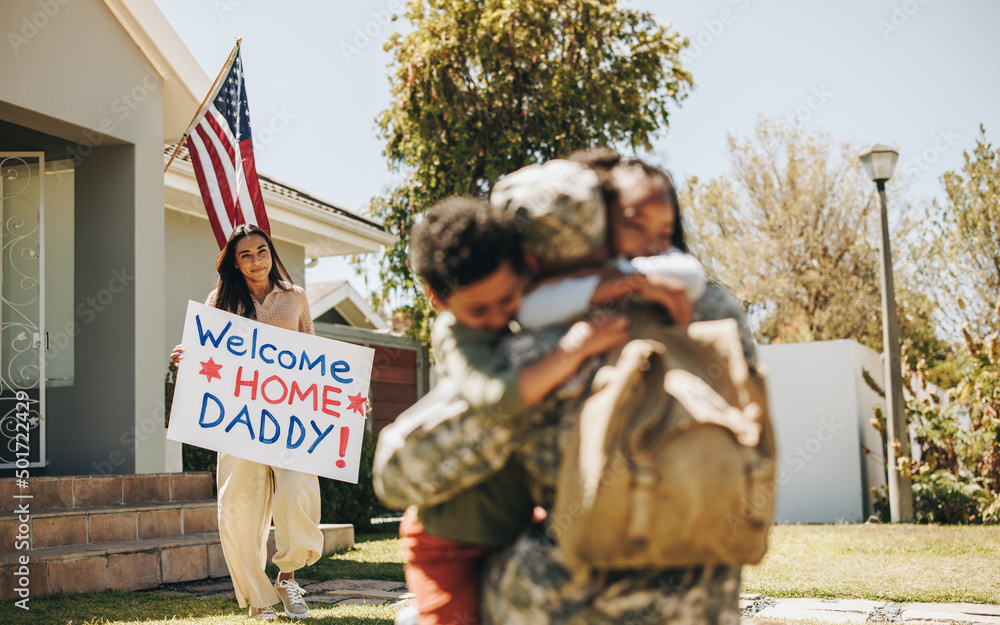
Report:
282,239,307,290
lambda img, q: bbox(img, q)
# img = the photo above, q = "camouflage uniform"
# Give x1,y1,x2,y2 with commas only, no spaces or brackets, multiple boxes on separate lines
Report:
374,160,755,625
690,282,758,372
481,528,742,625
480,293,749,625
375,289,752,625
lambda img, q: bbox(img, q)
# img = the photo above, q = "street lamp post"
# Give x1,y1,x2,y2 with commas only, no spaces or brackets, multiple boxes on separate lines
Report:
859,144,914,523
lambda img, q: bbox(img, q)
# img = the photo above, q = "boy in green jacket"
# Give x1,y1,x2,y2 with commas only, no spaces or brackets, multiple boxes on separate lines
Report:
399,196,627,625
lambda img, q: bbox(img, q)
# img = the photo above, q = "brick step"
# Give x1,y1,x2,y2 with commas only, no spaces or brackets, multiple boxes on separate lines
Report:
0,531,226,598
0,472,214,509
0,524,353,599
0,500,219,550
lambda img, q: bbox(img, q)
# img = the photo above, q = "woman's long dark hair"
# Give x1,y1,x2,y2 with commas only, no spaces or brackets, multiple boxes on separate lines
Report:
566,147,688,253
213,224,293,319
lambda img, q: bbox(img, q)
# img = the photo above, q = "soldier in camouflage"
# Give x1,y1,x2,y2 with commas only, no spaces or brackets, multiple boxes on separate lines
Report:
375,157,756,625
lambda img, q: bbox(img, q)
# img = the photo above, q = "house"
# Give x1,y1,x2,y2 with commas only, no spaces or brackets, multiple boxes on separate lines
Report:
0,0,394,478
0,0,411,598
307,280,388,330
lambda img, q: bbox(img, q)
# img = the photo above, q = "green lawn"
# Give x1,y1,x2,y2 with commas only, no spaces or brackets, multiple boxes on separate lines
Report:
328,526,1000,605
0,593,400,625
743,524,1000,604
1,534,404,625
3,525,997,624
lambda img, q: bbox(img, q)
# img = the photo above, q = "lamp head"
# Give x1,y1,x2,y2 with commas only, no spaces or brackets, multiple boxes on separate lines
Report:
859,144,899,183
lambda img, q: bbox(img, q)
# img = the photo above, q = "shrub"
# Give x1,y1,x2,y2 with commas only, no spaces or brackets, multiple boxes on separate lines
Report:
866,304,1000,524
911,468,992,524
901,324,1000,524
182,444,218,491
318,432,388,532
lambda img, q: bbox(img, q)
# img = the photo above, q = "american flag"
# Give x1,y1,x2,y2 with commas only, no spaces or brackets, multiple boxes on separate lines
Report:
186,47,270,248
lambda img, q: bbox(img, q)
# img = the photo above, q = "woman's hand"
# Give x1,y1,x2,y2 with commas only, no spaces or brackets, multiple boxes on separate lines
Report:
589,269,693,325
636,273,692,325
170,344,185,367
559,314,630,359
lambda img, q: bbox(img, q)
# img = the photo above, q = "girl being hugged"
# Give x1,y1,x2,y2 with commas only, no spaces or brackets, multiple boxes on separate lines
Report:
172,224,321,621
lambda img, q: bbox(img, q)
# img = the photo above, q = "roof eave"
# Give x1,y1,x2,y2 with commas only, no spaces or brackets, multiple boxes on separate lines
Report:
165,159,396,257
103,0,211,142
310,282,389,331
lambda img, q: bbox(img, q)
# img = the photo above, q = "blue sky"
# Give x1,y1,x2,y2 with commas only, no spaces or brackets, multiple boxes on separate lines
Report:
153,0,1000,294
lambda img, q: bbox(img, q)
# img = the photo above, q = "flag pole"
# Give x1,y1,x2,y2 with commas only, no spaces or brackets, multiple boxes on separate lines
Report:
164,38,242,174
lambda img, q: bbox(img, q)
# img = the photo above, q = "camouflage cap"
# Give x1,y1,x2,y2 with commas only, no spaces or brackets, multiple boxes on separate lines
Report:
489,159,606,264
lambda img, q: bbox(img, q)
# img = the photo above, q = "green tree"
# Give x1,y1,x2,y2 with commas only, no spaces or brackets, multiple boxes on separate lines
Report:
937,125,1000,337
682,117,944,362
365,0,693,339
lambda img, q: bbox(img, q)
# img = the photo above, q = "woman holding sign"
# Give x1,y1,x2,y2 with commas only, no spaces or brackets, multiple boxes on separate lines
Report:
172,224,320,621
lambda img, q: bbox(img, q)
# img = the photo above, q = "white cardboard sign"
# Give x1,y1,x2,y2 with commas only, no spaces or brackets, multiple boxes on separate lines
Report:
167,301,373,483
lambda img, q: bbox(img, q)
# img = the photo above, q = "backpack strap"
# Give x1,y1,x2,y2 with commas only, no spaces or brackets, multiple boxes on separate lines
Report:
617,341,671,544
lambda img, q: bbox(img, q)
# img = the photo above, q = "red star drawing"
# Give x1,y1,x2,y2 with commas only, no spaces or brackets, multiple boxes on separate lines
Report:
199,358,223,383
347,392,367,416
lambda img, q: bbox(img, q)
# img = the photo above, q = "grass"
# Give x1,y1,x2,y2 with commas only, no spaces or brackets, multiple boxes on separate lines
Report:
3,525,997,624
271,532,405,583
743,524,1000,604
0,593,401,625
1,534,405,625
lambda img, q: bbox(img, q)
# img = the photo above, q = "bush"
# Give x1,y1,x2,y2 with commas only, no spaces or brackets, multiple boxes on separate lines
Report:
900,325,1000,524
182,444,218,492
912,468,992,524
318,432,388,532
865,307,1000,524
870,467,997,525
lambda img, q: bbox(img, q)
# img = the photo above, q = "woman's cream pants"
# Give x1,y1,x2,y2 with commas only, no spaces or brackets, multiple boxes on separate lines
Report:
217,453,324,608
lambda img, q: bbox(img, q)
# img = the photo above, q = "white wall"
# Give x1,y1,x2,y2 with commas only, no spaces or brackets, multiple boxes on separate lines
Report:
758,340,887,523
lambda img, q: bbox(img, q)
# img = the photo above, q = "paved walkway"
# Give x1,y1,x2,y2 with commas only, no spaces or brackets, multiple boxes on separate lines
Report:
739,595,1000,624
147,578,1000,624
146,577,411,608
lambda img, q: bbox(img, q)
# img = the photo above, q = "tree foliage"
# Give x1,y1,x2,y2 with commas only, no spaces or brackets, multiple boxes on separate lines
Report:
365,0,693,338
682,117,941,359
936,125,1000,336
868,314,1000,525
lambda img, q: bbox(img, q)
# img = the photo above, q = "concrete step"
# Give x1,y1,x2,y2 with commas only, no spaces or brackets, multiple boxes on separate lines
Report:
0,524,353,599
0,500,219,549
0,472,214,509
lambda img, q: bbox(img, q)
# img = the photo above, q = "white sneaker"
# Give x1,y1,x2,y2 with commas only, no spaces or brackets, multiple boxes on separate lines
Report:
249,606,278,621
274,578,309,620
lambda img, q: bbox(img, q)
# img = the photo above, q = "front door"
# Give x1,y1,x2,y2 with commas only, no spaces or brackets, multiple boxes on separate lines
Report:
0,153,45,469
